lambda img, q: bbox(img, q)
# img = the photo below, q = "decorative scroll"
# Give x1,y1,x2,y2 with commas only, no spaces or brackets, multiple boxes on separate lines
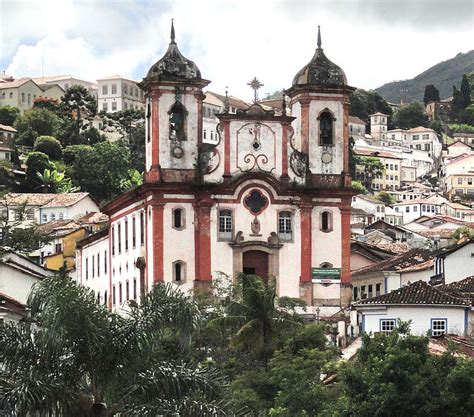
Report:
288,121,308,178
237,122,276,173
198,143,221,175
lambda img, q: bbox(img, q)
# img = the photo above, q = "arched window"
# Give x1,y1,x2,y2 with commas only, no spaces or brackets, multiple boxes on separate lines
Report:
126,280,130,301
173,261,186,283
278,211,292,241
218,209,233,240
119,282,123,304
104,290,108,306
320,211,333,233
172,208,185,230
169,101,187,141
112,285,116,306
319,111,334,146
133,278,137,300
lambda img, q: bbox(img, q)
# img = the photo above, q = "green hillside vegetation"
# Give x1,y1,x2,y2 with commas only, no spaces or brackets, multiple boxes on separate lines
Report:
375,50,474,103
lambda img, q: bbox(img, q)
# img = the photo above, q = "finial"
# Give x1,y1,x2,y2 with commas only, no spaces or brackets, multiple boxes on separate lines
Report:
317,25,322,48
247,77,264,103
170,19,176,43
224,86,230,113
281,93,287,116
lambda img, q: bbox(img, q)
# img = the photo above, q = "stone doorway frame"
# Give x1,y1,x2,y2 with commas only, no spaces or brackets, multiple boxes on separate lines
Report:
229,240,282,294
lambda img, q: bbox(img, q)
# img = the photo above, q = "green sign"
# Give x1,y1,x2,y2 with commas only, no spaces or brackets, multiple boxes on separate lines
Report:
312,268,341,279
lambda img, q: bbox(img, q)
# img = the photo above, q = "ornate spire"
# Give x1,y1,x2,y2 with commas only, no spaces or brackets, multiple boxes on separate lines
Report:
170,19,176,43
247,77,264,103
224,86,230,113
317,25,321,49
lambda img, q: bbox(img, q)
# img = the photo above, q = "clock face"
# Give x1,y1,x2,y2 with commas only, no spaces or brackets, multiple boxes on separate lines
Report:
321,152,332,164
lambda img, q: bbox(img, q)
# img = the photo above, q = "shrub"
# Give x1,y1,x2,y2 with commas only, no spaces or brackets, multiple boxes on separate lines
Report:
34,136,63,160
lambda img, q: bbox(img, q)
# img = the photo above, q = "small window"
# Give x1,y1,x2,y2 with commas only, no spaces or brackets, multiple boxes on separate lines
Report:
375,283,381,296
431,319,447,336
112,285,116,306
85,257,89,280
102,102,108,112
218,210,233,240
133,278,137,300
320,211,332,233
97,253,100,277
278,211,292,241
173,261,186,283
119,282,123,304
111,226,115,256
104,290,108,306
380,319,396,334
140,211,145,246
111,84,117,94
112,102,117,111
124,218,129,251
118,222,122,254
102,85,108,95
126,280,130,301
41,213,47,223
172,208,185,230
132,216,136,248
92,256,95,278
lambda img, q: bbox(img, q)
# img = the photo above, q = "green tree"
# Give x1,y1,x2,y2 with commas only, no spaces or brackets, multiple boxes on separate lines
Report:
63,144,93,165
213,274,299,364
393,101,428,129
331,328,474,417
68,141,133,202
14,107,60,138
351,180,368,194
460,105,474,125
452,85,465,117
451,226,474,240
0,276,230,416
36,168,79,193
460,73,472,108
25,151,54,191
60,85,97,137
355,156,385,193
423,84,440,105
375,191,395,204
350,89,393,124
0,105,20,126
33,135,63,160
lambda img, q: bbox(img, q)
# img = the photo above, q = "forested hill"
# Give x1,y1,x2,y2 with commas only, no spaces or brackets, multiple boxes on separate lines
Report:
374,50,474,104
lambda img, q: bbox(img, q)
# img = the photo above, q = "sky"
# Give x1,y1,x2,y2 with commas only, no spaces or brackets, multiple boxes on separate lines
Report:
1,0,473,101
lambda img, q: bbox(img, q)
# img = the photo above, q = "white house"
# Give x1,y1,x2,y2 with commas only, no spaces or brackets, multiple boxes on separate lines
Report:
349,116,366,141
391,194,448,224
353,280,472,337
97,75,145,113
1,193,99,225
352,195,388,222
431,239,474,285
0,250,53,322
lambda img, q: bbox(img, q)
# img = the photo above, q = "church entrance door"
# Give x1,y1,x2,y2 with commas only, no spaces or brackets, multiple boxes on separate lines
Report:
242,250,269,280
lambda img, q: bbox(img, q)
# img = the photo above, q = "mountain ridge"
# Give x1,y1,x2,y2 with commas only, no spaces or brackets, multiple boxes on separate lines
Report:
374,50,474,104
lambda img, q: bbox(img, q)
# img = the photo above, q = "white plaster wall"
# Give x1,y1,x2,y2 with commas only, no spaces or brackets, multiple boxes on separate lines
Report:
361,305,467,336
308,95,344,174
67,197,100,218
0,264,40,304
158,89,200,171
79,236,109,305
444,242,474,284
312,206,342,268
162,203,195,293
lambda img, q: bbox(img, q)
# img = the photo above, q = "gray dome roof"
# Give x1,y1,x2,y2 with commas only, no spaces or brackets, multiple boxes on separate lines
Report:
292,27,347,87
146,21,202,82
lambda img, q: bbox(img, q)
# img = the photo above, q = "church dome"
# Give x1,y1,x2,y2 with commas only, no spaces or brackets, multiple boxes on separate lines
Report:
292,27,347,87
146,21,202,82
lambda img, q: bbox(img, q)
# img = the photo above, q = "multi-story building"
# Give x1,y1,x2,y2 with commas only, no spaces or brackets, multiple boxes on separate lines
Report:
77,24,355,313
391,193,448,224
453,132,474,147
354,147,402,191
403,126,441,159
349,116,366,141
97,75,145,113
32,75,96,92
351,195,388,222
442,154,474,199
0,124,17,142
369,112,388,145
0,78,64,112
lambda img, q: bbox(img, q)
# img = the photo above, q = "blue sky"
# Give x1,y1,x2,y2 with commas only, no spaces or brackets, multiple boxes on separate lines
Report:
1,0,473,101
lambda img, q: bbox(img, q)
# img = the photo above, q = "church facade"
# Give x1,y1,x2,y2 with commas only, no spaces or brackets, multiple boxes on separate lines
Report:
91,23,355,312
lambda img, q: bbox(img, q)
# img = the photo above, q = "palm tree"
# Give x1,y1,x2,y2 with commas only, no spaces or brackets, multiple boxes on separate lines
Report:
0,276,232,416
214,274,300,364
36,168,79,193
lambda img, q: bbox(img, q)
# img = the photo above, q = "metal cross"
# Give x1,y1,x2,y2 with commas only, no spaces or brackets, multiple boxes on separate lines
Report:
247,77,264,103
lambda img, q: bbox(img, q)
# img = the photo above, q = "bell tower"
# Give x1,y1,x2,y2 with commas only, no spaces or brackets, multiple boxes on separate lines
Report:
140,21,210,183
285,27,355,183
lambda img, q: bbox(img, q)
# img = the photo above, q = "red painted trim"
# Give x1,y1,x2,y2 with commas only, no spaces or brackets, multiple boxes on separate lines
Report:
340,206,351,284
300,205,312,283
194,200,213,281
300,101,310,154
147,94,160,182
108,223,113,309
224,121,231,176
152,204,164,283
282,123,288,177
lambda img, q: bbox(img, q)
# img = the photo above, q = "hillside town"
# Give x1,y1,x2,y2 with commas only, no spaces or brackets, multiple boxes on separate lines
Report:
1,3,474,415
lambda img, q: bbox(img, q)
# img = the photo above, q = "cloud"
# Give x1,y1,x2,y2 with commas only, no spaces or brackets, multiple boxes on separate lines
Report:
2,0,473,100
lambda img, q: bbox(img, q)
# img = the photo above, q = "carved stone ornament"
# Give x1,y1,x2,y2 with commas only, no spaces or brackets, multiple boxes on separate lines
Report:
243,189,269,215
198,143,220,175
267,232,280,245
321,152,333,164
250,216,261,235
290,150,308,177
234,231,244,244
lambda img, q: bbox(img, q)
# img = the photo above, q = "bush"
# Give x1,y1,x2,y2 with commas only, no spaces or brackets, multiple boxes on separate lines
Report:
63,144,93,165
15,129,38,147
25,152,54,189
34,136,63,160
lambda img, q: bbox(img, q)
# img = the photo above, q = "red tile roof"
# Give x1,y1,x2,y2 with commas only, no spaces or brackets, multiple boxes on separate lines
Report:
356,280,471,307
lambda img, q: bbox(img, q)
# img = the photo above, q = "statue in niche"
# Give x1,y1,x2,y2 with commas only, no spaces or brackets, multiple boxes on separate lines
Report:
250,216,261,236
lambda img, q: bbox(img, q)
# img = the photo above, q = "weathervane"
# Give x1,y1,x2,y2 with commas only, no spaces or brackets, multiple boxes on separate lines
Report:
247,77,264,103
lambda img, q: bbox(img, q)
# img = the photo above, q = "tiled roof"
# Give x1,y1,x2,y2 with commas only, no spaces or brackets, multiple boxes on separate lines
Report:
356,280,471,307
0,78,33,89
433,238,474,257
408,126,436,133
205,91,249,110
42,192,90,207
349,116,366,125
441,276,474,293
352,248,433,277
354,147,402,159
2,192,91,208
